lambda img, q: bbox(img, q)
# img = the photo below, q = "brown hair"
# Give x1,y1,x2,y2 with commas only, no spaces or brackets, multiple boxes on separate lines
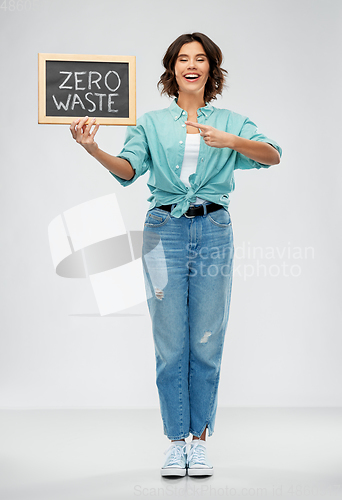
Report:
157,32,228,103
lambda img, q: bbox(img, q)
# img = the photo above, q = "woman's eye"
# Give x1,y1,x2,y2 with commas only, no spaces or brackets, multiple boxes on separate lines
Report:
178,57,206,62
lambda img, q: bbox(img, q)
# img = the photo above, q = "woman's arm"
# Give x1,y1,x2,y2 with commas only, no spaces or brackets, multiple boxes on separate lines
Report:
225,135,280,165
185,121,280,166
91,148,135,180
70,116,135,180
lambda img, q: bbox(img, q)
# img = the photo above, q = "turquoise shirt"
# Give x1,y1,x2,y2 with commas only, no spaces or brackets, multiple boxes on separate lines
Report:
109,98,282,218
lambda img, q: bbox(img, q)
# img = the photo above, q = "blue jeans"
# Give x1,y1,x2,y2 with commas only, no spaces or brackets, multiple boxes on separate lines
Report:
142,203,234,440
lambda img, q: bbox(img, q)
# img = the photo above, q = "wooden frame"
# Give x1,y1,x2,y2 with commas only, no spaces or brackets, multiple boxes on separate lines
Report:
38,53,136,125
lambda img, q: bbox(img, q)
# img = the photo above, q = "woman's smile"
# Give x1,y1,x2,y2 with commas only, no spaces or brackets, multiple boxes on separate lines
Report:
183,73,201,82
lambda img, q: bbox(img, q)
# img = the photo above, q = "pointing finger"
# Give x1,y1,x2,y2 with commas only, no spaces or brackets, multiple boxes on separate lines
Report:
185,121,209,130
185,121,200,129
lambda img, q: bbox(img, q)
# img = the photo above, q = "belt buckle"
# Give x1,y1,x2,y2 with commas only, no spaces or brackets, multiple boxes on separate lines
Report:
184,205,196,218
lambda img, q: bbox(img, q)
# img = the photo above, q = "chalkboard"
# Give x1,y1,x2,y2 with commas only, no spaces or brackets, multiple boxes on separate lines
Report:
38,54,136,125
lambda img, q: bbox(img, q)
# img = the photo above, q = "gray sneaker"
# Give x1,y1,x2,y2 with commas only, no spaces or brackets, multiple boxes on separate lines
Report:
187,441,214,476
161,442,187,477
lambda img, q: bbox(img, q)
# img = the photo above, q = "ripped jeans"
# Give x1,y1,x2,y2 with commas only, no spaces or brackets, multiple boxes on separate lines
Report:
142,203,234,440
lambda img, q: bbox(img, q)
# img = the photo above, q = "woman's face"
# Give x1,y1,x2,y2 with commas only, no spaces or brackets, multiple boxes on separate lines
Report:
174,41,210,98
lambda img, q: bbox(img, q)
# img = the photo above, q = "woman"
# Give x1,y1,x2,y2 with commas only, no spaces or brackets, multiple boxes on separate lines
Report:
70,32,282,477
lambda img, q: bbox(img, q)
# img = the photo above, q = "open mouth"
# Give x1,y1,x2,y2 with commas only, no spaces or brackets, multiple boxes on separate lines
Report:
183,74,200,82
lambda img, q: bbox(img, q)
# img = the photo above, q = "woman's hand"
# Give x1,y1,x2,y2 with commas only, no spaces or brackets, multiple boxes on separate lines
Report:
185,121,234,149
186,121,280,164
70,116,100,156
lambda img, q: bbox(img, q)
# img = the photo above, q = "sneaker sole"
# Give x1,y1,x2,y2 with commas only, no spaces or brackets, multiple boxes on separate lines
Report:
187,467,214,477
161,467,187,477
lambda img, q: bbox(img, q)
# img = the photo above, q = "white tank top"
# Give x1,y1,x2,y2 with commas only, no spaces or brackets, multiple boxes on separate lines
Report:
180,134,207,205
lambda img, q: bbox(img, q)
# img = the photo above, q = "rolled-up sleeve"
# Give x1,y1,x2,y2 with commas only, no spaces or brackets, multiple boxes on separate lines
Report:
109,116,151,186
234,117,282,170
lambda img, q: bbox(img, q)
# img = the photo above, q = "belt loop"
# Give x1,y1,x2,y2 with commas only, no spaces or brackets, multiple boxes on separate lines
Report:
171,203,176,212
203,202,208,216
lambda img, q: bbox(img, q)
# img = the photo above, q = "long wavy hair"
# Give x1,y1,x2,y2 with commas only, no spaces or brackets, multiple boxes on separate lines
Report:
157,32,228,103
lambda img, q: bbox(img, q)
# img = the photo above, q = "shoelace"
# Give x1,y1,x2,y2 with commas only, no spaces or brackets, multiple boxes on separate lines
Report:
164,443,187,466
187,442,206,464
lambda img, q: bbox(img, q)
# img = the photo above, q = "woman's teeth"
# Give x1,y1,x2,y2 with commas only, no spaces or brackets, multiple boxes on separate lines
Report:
184,74,200,81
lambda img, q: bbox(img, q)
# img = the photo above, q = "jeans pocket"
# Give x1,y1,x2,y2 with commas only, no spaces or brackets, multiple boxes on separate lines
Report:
207,208,232,227
144,208,171,227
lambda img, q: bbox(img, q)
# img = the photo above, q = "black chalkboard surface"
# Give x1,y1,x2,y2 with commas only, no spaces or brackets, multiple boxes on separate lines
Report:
38,54,136,125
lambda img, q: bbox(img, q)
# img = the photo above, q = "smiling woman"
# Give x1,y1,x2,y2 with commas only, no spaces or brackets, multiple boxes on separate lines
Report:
174,42,210,108
158,32,227,105
69,31,282,479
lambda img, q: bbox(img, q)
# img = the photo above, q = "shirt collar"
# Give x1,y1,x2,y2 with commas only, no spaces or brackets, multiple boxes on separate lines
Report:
168,98,214,120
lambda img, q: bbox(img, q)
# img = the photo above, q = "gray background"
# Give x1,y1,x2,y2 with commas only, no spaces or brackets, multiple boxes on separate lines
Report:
1,0,341,409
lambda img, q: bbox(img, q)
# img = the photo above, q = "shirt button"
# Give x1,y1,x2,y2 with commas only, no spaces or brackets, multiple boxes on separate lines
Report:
201,158,204,162
182,111,186,115
175,116,178,119
176,165,179,169
182,124,186,127
179,141,183,144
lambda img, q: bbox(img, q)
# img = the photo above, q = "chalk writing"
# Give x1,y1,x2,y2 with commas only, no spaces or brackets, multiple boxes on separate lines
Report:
45,60,129,118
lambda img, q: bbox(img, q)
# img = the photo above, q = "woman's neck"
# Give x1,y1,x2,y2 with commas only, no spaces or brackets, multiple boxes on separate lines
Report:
176,92,205,116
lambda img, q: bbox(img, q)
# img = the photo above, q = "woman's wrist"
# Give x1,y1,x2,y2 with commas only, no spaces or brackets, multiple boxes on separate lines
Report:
224,132,236,149
85,142,99,157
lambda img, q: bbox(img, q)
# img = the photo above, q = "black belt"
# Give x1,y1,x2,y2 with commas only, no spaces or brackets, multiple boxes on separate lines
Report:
156,202,223,218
